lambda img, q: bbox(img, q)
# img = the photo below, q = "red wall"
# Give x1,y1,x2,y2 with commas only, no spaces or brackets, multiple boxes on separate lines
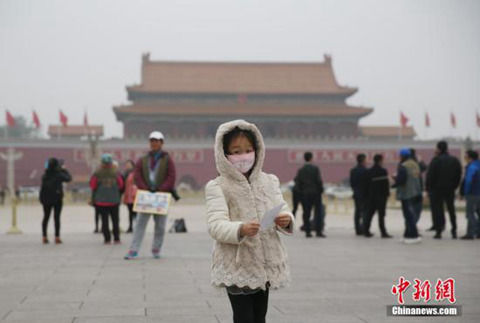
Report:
0,144,462,189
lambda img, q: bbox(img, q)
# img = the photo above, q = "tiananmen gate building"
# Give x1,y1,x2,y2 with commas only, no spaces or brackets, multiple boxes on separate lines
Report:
2,53,459,190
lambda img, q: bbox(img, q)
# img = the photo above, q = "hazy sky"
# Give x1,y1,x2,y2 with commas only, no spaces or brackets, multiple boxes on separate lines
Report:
1,0,479,140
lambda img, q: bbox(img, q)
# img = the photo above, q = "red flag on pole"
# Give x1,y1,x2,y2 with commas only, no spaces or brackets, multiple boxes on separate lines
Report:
6,110,15,127
450,112,456,128
400,111,409,128
83,111,88,126
32,110,41,128
59,110,68,127
425,112,430,128
476,112,480,128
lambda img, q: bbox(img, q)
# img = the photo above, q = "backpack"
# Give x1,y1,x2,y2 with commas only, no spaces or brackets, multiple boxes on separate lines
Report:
169,218,187,233
40,175,62,204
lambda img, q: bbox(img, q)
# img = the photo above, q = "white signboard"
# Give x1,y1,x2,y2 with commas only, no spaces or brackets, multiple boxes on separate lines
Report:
133,190,172,215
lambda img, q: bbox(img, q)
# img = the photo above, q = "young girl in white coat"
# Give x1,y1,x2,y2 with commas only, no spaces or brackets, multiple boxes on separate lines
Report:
205,119,294,323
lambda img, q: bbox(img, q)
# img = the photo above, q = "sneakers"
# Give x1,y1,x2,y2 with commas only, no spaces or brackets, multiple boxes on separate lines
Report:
124,250,138,260
152,249,161,259
403,237,422,244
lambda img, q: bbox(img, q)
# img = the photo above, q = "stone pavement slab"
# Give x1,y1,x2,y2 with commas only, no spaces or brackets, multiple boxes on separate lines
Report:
0,203,479,322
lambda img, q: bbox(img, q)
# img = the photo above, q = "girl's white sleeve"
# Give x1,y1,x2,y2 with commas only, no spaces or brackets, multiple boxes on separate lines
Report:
269,174,295,235
205,180,245,245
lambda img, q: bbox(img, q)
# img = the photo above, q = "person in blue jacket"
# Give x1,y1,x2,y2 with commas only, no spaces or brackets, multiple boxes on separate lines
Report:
460,150,480,240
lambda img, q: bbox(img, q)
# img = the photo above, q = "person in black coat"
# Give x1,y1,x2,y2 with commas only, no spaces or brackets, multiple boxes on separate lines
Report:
426,141,462,239
294,152,325,238
363,154,392,238
350,153,369,236
40,158,72,244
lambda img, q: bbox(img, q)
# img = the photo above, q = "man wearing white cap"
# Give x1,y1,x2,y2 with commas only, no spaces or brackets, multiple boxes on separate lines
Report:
124,131,176,259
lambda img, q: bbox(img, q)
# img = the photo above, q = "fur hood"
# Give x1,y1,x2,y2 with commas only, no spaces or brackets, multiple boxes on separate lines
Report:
214,119,265,182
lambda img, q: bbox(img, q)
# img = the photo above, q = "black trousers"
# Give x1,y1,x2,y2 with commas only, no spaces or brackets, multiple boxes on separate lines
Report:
228,289,269,323
98,205,120,242
353,196,365,235
126,203,136,230
430,190,457,234
42,202,63,237
94,206,101,230
364,197,388,235
291,190,301,218
301,193,323,234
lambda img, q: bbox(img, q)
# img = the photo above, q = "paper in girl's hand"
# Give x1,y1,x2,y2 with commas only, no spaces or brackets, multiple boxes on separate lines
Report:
260,204,283,230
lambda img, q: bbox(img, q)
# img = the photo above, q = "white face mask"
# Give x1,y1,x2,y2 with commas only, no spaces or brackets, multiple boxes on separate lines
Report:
227,152,255,174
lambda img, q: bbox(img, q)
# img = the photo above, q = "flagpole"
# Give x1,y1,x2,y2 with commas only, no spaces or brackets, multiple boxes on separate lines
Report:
5,110,9,140
475,112,480,141
476,110,479,143
424,110,427,140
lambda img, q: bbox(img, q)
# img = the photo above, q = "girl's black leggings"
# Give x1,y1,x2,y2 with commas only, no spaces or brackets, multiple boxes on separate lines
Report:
42,202,63,237
227,289,269,323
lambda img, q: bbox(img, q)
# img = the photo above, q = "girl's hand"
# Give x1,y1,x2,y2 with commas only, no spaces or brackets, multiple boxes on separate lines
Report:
275,214,291,228
240,220,260,237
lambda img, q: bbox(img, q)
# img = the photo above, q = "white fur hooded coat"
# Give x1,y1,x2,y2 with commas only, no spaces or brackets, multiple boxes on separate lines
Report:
205,119,294,290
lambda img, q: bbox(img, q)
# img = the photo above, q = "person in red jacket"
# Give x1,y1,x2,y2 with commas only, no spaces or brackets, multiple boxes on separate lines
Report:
90,154,124,244
124,131,176,259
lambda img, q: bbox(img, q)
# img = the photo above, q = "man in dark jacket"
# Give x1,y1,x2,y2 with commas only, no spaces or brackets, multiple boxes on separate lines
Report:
364,154,392,238
350,153,369,236
125,131,176,259
294,151,325,238
426,141,462,239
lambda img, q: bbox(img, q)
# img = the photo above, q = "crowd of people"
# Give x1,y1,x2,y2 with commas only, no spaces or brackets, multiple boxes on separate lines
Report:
39,130,178,261
33,120,479,323
291,140,479,243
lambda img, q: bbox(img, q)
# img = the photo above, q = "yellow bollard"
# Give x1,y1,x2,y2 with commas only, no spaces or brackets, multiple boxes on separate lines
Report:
7,197,22,234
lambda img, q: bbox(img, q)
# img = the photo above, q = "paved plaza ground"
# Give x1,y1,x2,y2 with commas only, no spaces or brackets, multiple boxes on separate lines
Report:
0,199,479,323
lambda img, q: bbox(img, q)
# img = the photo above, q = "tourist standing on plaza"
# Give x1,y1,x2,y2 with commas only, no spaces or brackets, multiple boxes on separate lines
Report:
90,154,124,244
410,148,427,224
205,120,293,323
124,131,176,259
350,153,369,236
295,151,325,238
460,150,480,240
426,141,462,239
363,154,392,238
392,149,422,244
123,160,137,233
40,158,72,244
